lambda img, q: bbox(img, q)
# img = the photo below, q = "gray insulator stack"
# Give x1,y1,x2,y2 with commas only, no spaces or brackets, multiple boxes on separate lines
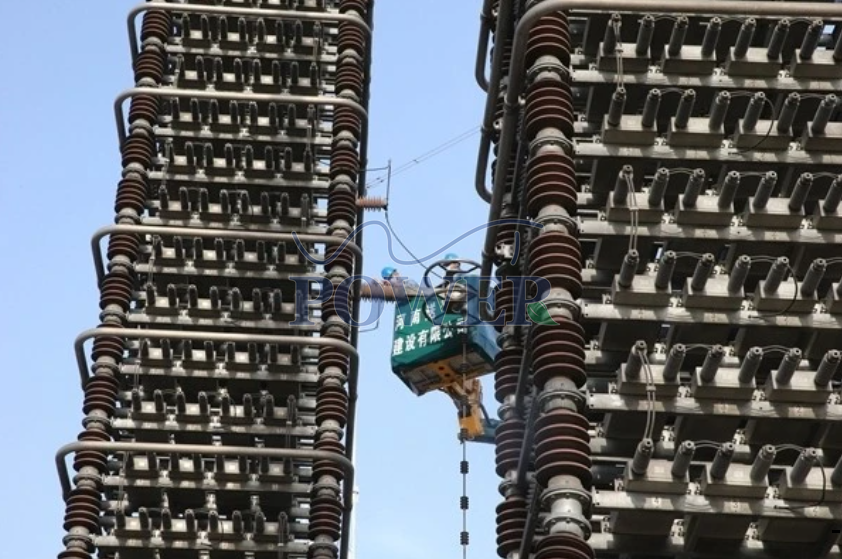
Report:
701,18,721,58
750,445,776,482
641,89,661,128
733,18,756,59
766,18,790,59
728,255,751,294
699,345,725,383
800,258,826,297
631,438,655,476
710,443,736,480
603,13,622,54
752,171,778,210
682,168,706,208
625,340,648,379
648,168,670,206
738,346,764,384
662,343,686,382
815,350,841,386
825,175,842,214
833,454,842,486
618,250,640,288
790,448,819,484
671,441,695,478
777,93,801,134
691,253,716,291
674,89,696,129
775,348,802,385
743,92,766,132
613,165,634,205
764,256,789,294
799,19,825,60
667,16,689,57
811,94,838,135
789,173,814,212
709,91,731,130
655,250,677,290
636,15,655,56
608,88,627,127
718,171,741,209
835,30,842,62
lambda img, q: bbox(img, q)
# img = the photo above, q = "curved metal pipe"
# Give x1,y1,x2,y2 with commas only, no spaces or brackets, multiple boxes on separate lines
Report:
475,0,515,203
55,440,353,500
127,3,371,60
115,87,367,147
90,223,361,283
73,327,358,386
475,0,494,91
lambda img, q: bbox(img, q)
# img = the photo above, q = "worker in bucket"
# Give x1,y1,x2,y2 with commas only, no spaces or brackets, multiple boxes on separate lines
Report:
381,265,420,295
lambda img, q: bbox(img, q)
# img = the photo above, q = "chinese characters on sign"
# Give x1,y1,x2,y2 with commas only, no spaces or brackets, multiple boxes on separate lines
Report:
391,302,458,357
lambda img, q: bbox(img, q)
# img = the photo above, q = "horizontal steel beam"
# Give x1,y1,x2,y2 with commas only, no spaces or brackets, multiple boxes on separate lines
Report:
90,223,360,283
74,327,357,387
127,2,371,60
115,87,366,147
55,440,352,498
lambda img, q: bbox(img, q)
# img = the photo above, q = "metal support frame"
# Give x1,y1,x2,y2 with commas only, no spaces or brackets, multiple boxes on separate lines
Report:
115,87,367,146
69,328,359,538
475,0,494,91
127,2,372,60
475,1,842,555
90,223,361,282
477,0,842,282
73,326,357,387
55,440,353,498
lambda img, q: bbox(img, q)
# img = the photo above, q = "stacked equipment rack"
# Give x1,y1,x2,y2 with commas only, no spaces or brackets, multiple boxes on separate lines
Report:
56,3,373,559
479,1,842,558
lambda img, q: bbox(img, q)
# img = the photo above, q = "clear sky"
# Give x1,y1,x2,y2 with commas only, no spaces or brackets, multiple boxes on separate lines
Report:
0,2,500,559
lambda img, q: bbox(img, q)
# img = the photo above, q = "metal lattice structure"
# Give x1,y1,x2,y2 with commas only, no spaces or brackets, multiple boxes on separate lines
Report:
478,1,842,558
57,2,373,559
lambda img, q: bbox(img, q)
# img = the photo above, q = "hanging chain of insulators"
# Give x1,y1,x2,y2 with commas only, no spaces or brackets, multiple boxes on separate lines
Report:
458,335,471,558
311,2,371,559
59,10,171,559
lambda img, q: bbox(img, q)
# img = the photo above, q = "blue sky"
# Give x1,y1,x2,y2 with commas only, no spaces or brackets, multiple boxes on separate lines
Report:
0,2,500,558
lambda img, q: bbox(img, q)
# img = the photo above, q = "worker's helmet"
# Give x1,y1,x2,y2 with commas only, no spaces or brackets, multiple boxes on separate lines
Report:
381,266,397,279
444,252,459,260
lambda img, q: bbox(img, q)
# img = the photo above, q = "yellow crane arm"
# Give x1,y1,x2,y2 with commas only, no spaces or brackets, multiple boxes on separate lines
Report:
440,378,487,440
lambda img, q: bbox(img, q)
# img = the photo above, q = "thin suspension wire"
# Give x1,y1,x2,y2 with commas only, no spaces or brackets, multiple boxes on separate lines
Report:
367,126,481,189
